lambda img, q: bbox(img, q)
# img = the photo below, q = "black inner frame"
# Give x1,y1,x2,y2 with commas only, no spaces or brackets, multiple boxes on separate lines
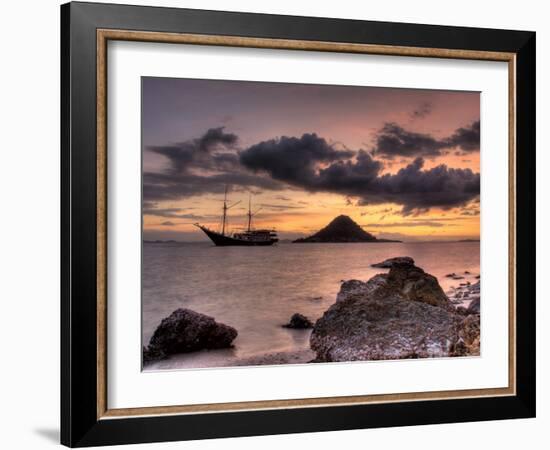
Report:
61,2,536,447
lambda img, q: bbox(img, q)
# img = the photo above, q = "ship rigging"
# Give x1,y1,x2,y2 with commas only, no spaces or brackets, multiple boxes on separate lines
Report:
195,187,278,246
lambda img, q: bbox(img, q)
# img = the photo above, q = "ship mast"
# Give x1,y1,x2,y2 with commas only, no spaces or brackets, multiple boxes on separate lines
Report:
222,186,228,236
246,194,261,233
220,185,240,236
247,195,252,232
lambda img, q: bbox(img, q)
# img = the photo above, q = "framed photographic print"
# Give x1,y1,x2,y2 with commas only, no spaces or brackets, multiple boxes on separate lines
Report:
61,2,536,447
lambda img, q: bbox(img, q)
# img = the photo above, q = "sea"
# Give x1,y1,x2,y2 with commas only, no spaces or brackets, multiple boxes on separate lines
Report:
142,241,480,369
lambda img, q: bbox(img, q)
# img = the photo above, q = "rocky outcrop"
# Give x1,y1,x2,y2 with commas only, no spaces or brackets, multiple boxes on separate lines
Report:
380,262,452,309
143,308,237,362
371,256,414,268
283,313,313,329
310,259,479,362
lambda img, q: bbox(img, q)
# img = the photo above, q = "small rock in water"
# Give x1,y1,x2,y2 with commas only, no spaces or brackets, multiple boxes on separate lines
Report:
283,313,314,329
464,271,471,274
445,273,456,278
371,256,415,268
475,275,481,279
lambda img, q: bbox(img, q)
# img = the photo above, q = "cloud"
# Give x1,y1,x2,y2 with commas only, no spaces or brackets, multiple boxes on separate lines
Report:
148,127,239,173
259,203,304,211
143,171,282,201
362,221,449,228
142,206,205,221
372,121,480,159
240,133,355,184
410,102,432,119
144,127,283,201
242,135,479,214
365,158,480,215
445,120,480,151
146,128,479,215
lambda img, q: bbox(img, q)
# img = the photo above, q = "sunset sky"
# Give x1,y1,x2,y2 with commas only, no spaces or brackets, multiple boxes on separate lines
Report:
142,77,480,242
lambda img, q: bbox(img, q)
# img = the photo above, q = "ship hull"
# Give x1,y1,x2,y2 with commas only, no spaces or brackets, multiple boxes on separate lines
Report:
197,225,277,246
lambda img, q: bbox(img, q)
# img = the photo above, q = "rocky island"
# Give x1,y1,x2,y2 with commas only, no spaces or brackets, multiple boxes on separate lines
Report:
293,215,401,243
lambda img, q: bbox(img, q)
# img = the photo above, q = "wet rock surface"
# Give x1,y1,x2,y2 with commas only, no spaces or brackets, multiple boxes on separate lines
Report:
143,308,238,362
310,259,480,362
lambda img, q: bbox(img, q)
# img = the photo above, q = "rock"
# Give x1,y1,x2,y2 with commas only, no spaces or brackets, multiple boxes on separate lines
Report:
310,263,472,362
337,275,387,303
381,262,452,309
311,294,463,362
464,271,471,274
475,275,480,279
143,345,166,363
371,256,415,268
144,308,238,360
445,273,456,278
451,314,480,356
467,297,480,314
283,313,313,329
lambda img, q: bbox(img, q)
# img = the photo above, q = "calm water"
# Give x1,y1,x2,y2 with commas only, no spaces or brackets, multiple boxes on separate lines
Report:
143,241,479,368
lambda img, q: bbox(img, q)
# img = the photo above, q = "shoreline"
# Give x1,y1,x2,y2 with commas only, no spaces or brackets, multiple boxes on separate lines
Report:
144,258,480,370
143,348,315,371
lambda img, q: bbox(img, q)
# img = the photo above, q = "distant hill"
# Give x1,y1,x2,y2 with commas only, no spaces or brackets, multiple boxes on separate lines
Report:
293,215,401,243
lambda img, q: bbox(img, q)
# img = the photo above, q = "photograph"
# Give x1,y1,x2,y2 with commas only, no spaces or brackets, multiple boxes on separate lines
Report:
141,77,482,370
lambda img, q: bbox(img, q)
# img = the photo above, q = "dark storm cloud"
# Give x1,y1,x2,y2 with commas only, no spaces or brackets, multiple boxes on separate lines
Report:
445,120,480,151
146,128,479,214
372,121,480,159
374,123,444,158
241,136,479,213
240,133,355,184
143,127,282,201
148,127,239,173
364,158,480,215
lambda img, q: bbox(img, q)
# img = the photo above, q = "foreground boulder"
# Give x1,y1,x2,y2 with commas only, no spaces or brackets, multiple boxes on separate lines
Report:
283,313,313,329
310,259,479,362
143,308,237,362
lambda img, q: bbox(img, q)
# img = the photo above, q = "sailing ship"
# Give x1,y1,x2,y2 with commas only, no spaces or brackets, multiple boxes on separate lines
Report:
194,188,278,246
